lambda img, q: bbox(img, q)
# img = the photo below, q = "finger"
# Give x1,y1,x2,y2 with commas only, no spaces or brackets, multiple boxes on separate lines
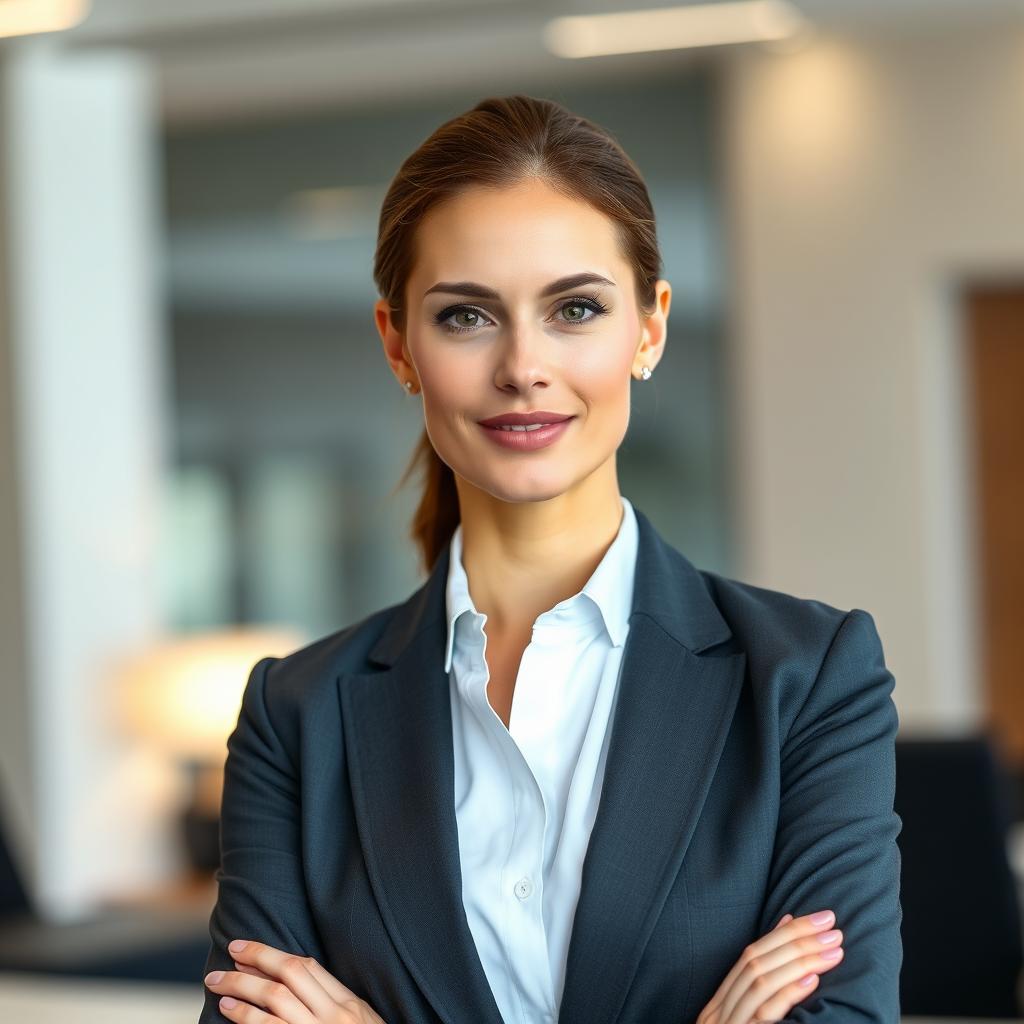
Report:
228,941,338,1020
752,971,820,1023
705,911,832,1016
205,969,315,1024
721,944,844,1024
230,937,362,1003
236,960,274,981
215,993,286,1023
757,910,837,956
716,917,843,1023
291,956,361,1006
700,917,794,1020
726,954,835,1024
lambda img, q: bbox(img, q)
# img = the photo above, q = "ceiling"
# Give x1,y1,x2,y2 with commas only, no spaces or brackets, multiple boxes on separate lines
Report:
68,0,1024,39
44,0,1024,124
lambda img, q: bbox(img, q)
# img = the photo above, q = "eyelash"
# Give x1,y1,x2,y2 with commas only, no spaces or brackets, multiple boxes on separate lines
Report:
433,296,611,335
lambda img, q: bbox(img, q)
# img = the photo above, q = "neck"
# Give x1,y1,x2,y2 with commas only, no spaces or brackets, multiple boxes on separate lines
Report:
454,469,624,636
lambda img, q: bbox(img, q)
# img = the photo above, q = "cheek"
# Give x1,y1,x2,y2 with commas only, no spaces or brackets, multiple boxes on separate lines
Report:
411,340,478,415
414,350,488,462
569,332,636,407
412,335,461,387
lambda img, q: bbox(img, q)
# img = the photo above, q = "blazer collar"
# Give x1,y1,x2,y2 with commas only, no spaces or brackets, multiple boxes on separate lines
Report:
367,502,734,669
338,503,746,1024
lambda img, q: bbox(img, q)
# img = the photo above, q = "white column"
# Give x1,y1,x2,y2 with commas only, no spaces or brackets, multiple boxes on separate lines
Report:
1,41,177,920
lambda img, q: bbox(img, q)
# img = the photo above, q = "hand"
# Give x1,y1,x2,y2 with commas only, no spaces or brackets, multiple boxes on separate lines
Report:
204,939,388,1023
696,909,845,1024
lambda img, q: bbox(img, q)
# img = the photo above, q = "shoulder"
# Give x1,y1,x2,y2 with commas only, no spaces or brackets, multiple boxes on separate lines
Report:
631,503,878,672
697,566,853,662
251,597,408,724
691,566,889,709
695,566,896,752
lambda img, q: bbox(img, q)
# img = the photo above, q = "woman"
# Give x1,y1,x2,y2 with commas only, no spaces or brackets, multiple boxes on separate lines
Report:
199,95,902,1024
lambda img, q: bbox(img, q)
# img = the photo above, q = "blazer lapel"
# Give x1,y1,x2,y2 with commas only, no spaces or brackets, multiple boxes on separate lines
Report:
557,507,747,1024
338,545,505,1024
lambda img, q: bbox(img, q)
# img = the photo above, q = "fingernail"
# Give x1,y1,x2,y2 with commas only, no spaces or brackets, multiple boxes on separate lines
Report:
229,940,248,953
817,929,842,945
820,947,843,960
799,974,816,987
221,996,238,1009
810,910,834,926
205,971,224,985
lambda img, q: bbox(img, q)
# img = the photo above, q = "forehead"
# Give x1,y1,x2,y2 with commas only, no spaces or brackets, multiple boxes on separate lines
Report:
409,179,626,294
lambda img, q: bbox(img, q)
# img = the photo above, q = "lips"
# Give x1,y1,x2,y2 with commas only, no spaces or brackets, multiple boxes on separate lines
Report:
478,417,573,451
478,411,574,427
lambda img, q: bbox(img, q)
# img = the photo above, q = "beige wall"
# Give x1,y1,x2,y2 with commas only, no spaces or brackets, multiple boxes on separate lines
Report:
721,21,1024,730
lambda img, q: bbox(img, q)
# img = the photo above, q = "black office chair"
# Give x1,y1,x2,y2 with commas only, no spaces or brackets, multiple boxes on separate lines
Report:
0,794,30,919
896,734,1024,1017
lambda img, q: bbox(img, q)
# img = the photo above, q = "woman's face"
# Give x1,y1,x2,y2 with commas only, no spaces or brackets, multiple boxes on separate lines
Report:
375,177,669,506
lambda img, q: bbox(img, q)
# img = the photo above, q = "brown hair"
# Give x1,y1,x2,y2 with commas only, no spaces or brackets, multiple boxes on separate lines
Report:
374,94,663,575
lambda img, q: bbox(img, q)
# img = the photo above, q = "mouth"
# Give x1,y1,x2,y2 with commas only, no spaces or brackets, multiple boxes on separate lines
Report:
477,415,576,451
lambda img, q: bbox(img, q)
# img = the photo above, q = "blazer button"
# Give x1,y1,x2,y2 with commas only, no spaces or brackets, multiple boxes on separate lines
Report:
514,876,534,900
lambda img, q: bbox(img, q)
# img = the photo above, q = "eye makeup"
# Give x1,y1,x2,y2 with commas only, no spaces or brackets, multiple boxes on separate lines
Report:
431,294,612,336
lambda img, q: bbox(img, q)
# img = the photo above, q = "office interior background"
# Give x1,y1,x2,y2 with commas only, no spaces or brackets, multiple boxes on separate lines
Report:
0,0,1023,1019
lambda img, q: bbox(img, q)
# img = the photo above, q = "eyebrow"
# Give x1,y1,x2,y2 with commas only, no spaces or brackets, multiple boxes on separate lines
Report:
423,272,616,301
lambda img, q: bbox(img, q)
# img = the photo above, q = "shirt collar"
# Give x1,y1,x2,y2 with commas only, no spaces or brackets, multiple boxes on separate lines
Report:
444,495,638,673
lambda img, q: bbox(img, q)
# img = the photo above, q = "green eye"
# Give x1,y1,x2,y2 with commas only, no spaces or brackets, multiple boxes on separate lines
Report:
433,295,610,335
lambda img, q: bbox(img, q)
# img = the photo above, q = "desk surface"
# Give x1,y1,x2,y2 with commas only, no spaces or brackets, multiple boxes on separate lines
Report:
0,973,1020,1024
0,973,202,1023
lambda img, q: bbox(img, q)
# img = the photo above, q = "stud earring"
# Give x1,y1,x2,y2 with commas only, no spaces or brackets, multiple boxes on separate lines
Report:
403,380,415,392
640,366,652,380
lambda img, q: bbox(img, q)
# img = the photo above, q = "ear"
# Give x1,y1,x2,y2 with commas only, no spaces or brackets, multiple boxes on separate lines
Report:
632,279,671,379
374,298,418,390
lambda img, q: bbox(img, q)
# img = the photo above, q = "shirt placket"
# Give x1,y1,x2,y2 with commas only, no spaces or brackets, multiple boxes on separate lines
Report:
469,633,557,1024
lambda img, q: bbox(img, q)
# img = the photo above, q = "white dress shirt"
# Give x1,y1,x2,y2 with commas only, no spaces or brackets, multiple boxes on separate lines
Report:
444,495,639,1024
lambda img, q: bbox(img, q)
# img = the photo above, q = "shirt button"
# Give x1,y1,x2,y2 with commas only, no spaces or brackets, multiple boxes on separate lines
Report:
513,876,534,900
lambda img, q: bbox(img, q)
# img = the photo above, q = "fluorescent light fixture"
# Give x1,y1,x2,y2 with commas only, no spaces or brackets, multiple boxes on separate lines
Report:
544,1,807,58
0,0,90,38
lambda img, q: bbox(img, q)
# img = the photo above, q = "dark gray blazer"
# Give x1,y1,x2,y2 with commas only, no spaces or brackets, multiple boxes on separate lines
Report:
199,504,903,1024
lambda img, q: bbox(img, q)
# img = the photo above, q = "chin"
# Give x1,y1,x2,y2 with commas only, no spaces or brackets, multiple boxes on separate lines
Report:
466,471,574,506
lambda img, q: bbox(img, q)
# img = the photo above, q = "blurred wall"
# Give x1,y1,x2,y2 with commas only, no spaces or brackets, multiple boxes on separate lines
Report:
721,21,1024,730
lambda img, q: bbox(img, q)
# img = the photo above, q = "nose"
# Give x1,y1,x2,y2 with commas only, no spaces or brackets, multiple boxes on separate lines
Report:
491,325,553,395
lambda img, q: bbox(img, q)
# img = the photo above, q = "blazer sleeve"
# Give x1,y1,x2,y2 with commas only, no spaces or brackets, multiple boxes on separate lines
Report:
757,608,904,1024
198,655,328,1023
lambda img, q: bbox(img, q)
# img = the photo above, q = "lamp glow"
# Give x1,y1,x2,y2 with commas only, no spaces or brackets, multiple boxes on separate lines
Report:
115,626,306,762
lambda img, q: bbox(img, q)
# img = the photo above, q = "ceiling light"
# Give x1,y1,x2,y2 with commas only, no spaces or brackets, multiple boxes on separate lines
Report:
544,1,807,59
0,0,90,39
